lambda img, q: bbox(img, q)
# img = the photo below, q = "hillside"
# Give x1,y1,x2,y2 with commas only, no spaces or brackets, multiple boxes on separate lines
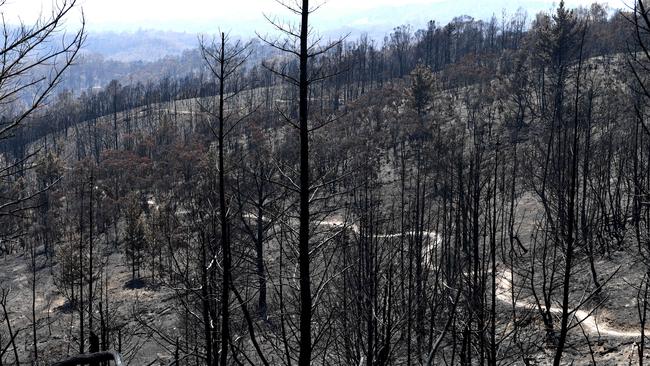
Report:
0,1,649,366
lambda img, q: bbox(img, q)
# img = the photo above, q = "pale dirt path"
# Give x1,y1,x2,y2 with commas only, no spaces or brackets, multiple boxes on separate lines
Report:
321,218,645,339
496,269,643,338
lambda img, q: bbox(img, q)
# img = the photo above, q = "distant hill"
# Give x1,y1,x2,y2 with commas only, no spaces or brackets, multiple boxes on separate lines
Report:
79,1,624,63
83,30,199,62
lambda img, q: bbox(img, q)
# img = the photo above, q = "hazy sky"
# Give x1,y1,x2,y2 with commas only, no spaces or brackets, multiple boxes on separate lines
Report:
2,0,630,34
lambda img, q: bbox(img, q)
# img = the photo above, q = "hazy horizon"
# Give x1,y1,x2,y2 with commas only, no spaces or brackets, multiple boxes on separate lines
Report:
3,0,630,37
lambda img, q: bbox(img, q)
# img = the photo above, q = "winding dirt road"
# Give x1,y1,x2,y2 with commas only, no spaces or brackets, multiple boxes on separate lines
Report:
496,268,643,338
322,218,645,339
